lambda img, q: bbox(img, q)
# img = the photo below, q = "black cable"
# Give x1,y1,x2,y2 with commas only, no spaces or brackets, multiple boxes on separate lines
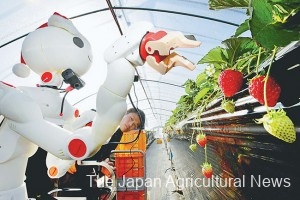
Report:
36,84,71,116
106,83,144,145
38,84,65,91
134,68,157,120
60,91,69,116
0,117,5,127
119,134,138,190
106,0,123,35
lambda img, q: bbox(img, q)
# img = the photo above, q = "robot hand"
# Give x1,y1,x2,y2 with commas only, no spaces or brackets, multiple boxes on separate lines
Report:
140,31,201,74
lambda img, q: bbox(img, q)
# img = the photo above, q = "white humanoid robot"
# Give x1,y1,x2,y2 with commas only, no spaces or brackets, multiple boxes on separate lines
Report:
0,12,200,199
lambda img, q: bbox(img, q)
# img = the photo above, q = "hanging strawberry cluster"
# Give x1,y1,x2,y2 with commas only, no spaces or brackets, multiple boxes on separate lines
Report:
198,38,296,143
189,126,213,179
252,47,296,143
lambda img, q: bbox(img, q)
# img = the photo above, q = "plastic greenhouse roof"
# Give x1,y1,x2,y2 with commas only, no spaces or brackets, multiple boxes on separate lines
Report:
0,0,250,130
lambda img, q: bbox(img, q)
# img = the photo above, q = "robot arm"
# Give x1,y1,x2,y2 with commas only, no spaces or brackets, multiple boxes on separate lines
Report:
0,82,104,178
0,82,77,160
44,23,202,178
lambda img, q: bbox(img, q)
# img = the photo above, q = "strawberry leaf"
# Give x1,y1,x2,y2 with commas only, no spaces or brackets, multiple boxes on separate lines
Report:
249,0,300,49
222,37,258,67
198,46,228,66
184,79,197,95
195,72,207,86
209,0,249,10
199,37,259,70
194,87,211,104
234,19,250,37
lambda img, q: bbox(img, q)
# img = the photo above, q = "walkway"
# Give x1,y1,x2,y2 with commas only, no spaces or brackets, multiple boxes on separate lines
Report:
146,138,206,200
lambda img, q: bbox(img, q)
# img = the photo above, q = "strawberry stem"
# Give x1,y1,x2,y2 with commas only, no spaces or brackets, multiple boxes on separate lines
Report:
263,46,278,113
246,57,255,74
255,47,262,75
190,110,202,145
190,128,195,145
198,115,204,135
204,144,207,163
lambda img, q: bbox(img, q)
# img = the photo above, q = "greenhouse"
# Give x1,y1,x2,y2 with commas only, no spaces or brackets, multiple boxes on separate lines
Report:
0,0,299,199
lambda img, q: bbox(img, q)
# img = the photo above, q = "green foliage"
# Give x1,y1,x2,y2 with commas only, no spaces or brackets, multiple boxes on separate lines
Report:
208,0,249,10
164,0,299,131
234,19,250,37
222,37,258,68
199,37,266,73
194,87,211,104
209,0,300,49
250,0,300,49
198,46,227,66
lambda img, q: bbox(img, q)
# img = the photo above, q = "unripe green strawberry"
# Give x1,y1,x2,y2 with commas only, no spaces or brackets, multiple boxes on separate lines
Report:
248,75,281,107
255,109,296,143
221,99,235,113
218,69,244,97
189,144,197,152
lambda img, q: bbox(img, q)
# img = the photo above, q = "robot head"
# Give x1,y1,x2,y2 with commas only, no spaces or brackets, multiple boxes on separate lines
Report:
13,12,93,87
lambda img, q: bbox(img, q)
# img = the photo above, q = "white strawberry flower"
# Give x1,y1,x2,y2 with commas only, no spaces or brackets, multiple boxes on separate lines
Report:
205,65,215,77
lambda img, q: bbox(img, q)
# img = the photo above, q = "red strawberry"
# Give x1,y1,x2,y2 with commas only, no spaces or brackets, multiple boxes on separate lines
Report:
218,69,244,97
202,162,213,178
248,75,281,107
196,133,207,147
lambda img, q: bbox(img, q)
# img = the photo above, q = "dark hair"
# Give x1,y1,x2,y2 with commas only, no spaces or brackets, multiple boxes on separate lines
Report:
126,107,145,129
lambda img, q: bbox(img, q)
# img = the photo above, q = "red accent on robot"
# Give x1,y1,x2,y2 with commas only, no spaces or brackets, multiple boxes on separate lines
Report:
140,31,168,63
68,138,87,158
41,72,53,83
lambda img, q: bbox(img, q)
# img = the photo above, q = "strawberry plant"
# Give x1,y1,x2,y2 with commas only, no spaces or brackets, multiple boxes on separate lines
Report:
253,47,296,143
165,0,299,129
165,37,270,129
209,0,300,50
164,0,299,167
218,69,244,97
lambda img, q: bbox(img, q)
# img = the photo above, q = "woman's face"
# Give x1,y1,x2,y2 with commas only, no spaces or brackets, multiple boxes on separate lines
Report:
119,112,141,132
